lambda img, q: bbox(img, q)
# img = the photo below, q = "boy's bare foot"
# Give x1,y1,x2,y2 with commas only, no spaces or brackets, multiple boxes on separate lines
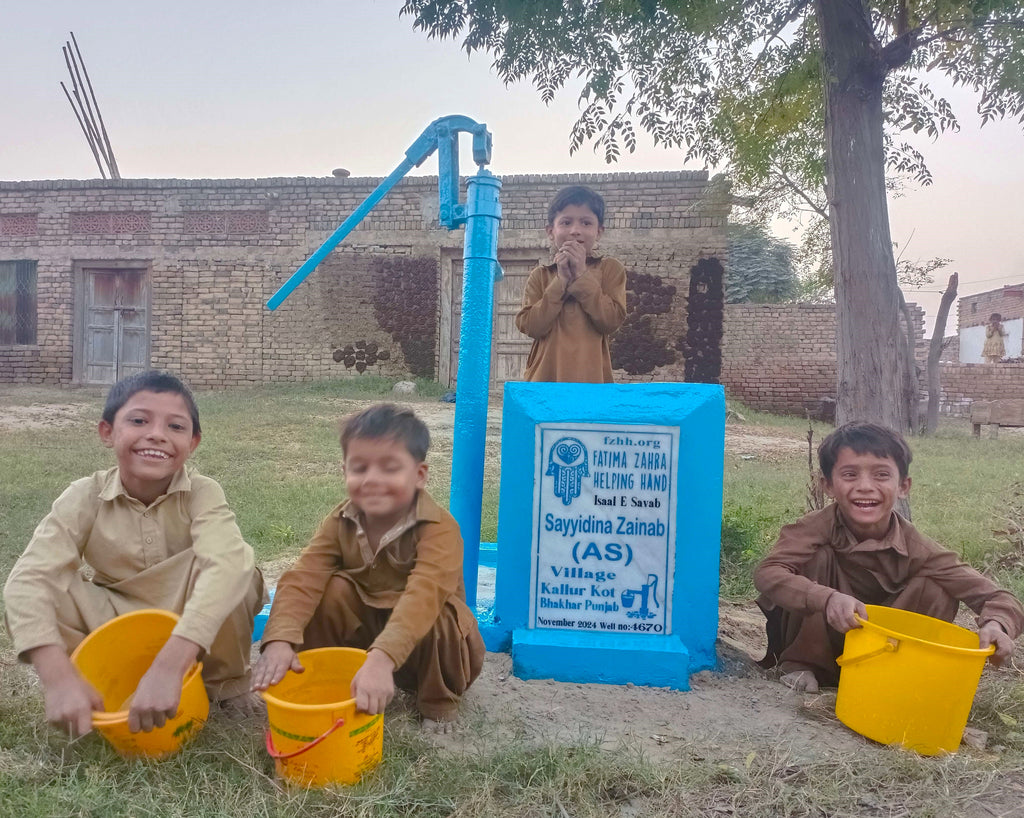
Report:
216,690,266,720
421,716,458,734
779,669,819,693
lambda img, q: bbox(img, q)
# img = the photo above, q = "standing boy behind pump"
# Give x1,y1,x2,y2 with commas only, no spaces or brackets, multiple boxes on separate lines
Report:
253,404,485,728
755,421,1023,692
4,371,265,737
515,185,627,382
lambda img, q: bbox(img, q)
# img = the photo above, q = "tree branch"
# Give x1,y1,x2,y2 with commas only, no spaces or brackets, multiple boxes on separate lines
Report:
881,25,924,70
771,164,828,220
913,18,1024,51
754,0,814,62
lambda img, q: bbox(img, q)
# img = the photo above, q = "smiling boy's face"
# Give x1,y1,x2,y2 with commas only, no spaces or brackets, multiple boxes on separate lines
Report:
343,435,428,531
98,389,200,504
824,446,910,541
546,203,604,257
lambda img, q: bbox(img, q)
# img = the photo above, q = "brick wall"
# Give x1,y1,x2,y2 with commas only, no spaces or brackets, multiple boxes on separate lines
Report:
0,172,727,388
958,286,1024,331
934,363,1024,417
721,304,836,413
7,174,1015,417
721,303,932,415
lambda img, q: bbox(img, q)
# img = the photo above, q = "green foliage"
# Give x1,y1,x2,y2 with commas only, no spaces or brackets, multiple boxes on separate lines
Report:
725,223,798,303
404,0,1024,432
402,0,1024,193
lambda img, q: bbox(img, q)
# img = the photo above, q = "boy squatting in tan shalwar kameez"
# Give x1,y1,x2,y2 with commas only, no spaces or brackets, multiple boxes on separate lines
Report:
4,372,264,737
253,404,484,725
754,422,1023,692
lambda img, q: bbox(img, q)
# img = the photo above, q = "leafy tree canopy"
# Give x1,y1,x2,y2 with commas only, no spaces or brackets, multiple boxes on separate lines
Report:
402,0,1023,217
403,0,1024,429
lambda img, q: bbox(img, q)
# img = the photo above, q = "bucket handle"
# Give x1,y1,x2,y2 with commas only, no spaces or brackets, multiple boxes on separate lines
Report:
265,717,345,760
836,636,899,668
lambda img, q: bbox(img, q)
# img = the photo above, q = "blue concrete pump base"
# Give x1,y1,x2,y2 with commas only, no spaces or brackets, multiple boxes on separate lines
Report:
512,628,691,690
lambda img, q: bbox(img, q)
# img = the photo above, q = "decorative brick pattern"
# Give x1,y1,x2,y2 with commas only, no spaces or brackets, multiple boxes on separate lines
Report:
0,214,38,237
69,212,151,233
184,212,226,233
185,211,269,233
109,213,151,233
227,211,269,232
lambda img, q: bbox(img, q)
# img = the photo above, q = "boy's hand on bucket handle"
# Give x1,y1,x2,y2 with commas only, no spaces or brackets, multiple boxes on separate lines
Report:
252,641,304,691
351,649,395,715
129,635,198,733
29,645,104,737
825,592,868,633
978,621,1013,666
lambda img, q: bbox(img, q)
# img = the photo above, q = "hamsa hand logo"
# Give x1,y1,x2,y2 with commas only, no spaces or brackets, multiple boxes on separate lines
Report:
547,437,589,505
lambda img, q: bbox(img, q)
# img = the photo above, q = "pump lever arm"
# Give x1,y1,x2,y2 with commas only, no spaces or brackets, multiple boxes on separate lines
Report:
266,115,491,310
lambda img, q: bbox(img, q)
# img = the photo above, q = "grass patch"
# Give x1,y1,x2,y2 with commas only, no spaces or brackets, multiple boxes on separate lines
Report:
4,383,1024,815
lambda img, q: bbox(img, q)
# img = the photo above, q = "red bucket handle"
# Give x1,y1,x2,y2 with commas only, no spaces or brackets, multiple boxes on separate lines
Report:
265,717,345,760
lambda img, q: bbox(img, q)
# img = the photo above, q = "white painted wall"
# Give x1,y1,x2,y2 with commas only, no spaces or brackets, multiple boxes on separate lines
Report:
959,318,1023,362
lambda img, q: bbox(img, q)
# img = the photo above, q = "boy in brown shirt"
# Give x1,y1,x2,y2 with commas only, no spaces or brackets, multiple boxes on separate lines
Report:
252,404,485,728
4,371,264,737
515,185,627,382
755,422,1023,692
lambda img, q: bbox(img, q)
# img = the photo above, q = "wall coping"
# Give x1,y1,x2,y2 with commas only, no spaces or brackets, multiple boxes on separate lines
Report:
0,170,710,192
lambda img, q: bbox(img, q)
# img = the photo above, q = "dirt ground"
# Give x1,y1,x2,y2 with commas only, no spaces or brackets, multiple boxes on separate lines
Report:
440,605,871,763
0,388,1005,771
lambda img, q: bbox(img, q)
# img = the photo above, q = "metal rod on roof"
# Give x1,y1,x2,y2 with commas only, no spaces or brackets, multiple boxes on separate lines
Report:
63,43,107,166
71,32,120,179
60,32,121,179
61,80,106,179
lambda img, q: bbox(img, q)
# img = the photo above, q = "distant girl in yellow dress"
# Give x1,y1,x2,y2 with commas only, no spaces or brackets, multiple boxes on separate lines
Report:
983,312,1008,363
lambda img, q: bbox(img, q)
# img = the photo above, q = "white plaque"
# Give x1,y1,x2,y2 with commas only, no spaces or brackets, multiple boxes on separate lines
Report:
529,423,678,634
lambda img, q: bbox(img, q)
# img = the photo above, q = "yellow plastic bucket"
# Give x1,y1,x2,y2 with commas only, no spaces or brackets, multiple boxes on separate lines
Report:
262,647,384,787
836,604,994,755
70,608,209,758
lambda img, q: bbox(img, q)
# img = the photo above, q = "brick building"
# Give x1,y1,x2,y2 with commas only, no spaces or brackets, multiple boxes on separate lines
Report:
3,172,1020,420
956,283,1024,363
0,172,727,389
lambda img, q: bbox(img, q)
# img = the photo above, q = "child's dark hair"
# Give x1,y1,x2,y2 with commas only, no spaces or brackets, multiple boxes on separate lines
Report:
818,422,912,481
547,185,605,227
339,403,430,462
102,370,201,436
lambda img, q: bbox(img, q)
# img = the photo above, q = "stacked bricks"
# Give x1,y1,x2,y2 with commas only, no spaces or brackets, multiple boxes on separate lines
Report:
937,363,1024,416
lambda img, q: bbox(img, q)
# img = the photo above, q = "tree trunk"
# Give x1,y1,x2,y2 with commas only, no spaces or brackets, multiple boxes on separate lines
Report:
925,272,959,434
897,290,919,435
816,0,907,432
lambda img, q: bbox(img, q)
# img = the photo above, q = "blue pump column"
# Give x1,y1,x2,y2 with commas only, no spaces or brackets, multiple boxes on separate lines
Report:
450,169,502,608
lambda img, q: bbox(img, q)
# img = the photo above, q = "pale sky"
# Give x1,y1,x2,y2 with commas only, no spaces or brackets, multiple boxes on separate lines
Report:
4,1,1023,336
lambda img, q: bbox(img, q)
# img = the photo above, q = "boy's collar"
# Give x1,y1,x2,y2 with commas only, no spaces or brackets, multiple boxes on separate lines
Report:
833,505,909,554
99,465,192,502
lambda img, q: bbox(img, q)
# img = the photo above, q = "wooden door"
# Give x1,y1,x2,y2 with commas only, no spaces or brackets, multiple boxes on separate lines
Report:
82,268,149,385
447,253,540,388
491,258,537,383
